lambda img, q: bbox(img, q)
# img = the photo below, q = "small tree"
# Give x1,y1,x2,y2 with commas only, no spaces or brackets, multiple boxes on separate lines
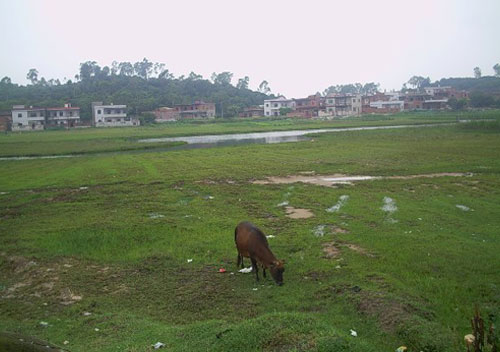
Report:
448,97,467,110
26,68,39,84
258,80,271,94
474,67,482,79
493,63,500,77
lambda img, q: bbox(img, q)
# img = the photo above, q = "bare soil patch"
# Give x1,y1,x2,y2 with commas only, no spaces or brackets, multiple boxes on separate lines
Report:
253,172,470,187
322,242,341,259
285,206,314,219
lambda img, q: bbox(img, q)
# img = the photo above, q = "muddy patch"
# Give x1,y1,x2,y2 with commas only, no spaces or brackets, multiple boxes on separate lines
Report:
344,243,376,258
253,172,471,187
285,206,314,219
322,242,341,259
356,291,419,332
312,224,348,237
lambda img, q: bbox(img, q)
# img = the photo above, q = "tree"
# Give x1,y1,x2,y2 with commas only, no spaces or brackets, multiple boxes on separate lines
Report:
79,61,100,80
111,61,119,75
407,76,430,90
158,69,173,80
153,63,165,77
474,67,482,79
134,58,153,79
26,68,39,84
118,62,134,76
361,82,380,95
279,107,292,116
258,80,271,94
469,92,495,107
236,76,249,89
447,97,467,110
211,72,233,85
187,71,203,81
493,63,500,77
0,76,12,85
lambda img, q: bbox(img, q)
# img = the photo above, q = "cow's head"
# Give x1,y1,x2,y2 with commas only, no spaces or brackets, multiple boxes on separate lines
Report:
270,260,285,286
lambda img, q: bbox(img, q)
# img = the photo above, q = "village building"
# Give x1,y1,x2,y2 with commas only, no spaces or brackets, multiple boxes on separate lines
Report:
11,105,46,131
45,103,81,127
362,92,404,114
264,97,296,116
288,94,322,118
322,94,362,117
92,102,139,127
152,107,180,122
239,106,264,118
174,101,216,119
0,110,12,131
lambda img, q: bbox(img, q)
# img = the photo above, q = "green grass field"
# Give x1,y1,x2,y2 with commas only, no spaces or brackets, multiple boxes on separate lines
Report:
1,112,499,351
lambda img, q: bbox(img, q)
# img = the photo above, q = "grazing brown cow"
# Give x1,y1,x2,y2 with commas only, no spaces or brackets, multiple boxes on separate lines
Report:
234,221,285,285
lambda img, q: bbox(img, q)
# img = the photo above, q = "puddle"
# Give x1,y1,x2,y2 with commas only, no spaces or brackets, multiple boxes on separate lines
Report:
148,213,165,219
312,225,326,237
138,123,455,144
254,173,470,187
381,197,397,213
0,123,470,162
456,204,472,211
326,195,350,212
381,197,398,223
285,206,314,219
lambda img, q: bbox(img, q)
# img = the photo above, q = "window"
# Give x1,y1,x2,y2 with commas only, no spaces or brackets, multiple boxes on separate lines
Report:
59,111,63,116
29,112,37,117
265,104,269,107
97,109,102,114
18,113,22,118
69,112,73,117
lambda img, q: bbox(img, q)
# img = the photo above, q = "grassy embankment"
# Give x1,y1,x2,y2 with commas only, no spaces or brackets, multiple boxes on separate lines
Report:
0,110,497,157
0,116,499,351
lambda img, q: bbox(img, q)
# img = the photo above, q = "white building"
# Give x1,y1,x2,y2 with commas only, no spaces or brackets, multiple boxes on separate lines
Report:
324,94,362,117
92,102,139,127
11,105,45,131
264,97,296,116
369,100,404,111
46,104,81,127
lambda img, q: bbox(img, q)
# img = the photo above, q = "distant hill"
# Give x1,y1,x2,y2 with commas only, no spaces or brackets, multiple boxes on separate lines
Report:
0,75,271,120
436,76,500,95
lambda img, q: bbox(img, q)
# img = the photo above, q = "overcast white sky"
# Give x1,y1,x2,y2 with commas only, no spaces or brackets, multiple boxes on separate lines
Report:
1,0,499,97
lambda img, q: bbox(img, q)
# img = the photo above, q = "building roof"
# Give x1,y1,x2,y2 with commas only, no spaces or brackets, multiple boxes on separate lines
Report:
12,106,45,111
46,107,80,111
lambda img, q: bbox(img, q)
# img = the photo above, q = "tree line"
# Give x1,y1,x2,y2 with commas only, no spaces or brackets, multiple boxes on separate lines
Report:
0,59,274,119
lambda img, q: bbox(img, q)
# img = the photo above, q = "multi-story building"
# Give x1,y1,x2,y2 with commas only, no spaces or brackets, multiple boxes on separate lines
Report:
92,102,138,127
264,97,296,116
289,94,322,118
0,110,12,131
11,105,46,131
174,101,216,119
152,107,180,122
239,106,264,118
362,92,404,114
323,94,362,117
45,103,81,127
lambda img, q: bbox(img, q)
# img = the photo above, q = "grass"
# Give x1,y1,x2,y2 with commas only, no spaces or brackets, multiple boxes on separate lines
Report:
0,110,497,157
0,114,499,351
